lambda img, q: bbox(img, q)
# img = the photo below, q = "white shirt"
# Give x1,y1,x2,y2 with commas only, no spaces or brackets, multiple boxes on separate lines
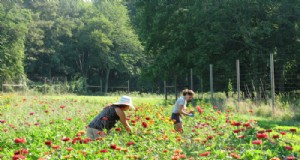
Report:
172,96,187,113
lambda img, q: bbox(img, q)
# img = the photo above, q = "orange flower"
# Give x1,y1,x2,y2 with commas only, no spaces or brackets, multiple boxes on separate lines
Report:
200,151,210,156
52,145,60,149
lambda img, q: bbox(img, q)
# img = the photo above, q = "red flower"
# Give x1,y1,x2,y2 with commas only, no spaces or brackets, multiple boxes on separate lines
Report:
238,135,246,139
45,140,52,146
131,120,136,123
110,144,117,149
72,137,82,144
200,151,210,156
266,129,272,133
146,117,151,120
243,123,250,127
233,129,240,133
213,106,218,109
100,149,108,153
280,131,286,135
252,140,262,145
197,106,203,114
233,122,241,127
0,120,6,123
14,148,28,155
60,105,66,109
256,133,268,139
14,138,26,144
257,130,265,133
62,137,70,142
272,135,279,139
290,128,297,133
286,156,296,160
285,146,293,151
115,127,121,131
12,155,25,160
96,137,103,141
83,138,92,144
142,122,148,128
66,147,73,151
97,131,105,135
127,141,135,146
29,112,35,115
52,145,60,149
65,118,72,121
102,117,109,120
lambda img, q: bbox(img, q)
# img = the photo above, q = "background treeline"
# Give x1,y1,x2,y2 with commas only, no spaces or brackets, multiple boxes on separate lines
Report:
0,0,299,94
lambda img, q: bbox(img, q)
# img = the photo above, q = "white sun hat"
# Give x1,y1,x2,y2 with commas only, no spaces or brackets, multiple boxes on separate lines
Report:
113,96,135,109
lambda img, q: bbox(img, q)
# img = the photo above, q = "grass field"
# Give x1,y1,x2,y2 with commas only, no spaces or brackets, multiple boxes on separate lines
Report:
0,94,299,159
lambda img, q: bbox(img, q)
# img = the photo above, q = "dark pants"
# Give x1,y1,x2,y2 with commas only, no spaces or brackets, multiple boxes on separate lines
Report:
171,113,182,124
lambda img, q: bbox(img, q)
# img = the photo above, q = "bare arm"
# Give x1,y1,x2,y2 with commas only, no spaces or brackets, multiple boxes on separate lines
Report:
115,108,131,132
178,105,190,116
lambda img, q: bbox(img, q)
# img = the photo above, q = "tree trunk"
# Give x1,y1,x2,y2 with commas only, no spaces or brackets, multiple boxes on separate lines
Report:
104,68,110,94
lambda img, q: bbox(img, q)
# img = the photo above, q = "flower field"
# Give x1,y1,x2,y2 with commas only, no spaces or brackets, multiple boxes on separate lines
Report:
0,95,299,160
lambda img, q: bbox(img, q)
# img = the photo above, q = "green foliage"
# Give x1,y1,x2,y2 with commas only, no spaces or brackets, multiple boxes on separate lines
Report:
0,2,31,82
133,0,300,92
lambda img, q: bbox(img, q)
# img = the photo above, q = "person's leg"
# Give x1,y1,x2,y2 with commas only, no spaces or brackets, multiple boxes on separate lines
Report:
91,128,101,140
175,122,183,133
87,128,102,140
86,127,95,140
172,113,183,132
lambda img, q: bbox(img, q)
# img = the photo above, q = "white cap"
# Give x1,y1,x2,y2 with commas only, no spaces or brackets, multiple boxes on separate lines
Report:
113,96,135,110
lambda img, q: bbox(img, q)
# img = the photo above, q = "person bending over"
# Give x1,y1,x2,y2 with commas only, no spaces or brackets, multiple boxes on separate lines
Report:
87,96,134,140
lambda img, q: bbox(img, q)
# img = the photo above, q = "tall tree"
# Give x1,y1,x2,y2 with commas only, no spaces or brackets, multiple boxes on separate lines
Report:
0,2,31,83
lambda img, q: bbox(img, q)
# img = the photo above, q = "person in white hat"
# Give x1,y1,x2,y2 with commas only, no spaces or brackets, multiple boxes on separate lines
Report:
87,96,135,140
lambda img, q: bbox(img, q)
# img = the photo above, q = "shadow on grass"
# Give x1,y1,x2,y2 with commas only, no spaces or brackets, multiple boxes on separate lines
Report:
257,119,300,129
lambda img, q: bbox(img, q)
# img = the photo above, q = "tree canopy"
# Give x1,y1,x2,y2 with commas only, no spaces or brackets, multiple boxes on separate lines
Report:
0,0,299,93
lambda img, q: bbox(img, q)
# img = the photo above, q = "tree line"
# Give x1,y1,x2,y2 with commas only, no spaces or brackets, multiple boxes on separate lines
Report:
0,0,299,93
132,0,300,93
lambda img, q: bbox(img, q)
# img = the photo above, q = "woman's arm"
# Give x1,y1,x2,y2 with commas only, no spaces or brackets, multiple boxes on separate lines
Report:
115,108,131,132
178,105,190,116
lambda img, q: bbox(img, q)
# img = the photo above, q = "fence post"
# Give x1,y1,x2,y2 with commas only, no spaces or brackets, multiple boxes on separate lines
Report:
270,53,275,114
164,80,167,100
236,59,240,111
210,64,214,104
190,68,196,106
127,80,130,93
44,77,46,94
100,79,103,94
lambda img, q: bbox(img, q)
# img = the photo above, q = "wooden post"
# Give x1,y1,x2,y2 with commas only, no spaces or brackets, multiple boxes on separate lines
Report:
210,64,214,104
190,68,195,106
127,80,130,93
236,59,240,111
100,79,103,94
270,53,275,114
164,80,167,100
44,77,46,94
